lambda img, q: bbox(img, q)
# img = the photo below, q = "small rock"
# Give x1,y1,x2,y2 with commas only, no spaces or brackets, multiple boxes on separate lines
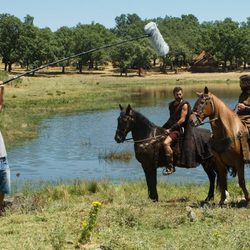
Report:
186,206,197,222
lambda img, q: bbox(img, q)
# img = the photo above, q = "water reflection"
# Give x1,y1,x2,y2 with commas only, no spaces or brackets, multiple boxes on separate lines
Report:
128,85,241,106
9,87,249,189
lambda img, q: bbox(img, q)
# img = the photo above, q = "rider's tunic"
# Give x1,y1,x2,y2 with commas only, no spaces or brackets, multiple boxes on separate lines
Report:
163,100,190,141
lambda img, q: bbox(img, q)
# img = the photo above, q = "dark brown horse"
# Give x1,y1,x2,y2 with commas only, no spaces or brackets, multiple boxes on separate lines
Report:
115,104,217,202
190,86,250,206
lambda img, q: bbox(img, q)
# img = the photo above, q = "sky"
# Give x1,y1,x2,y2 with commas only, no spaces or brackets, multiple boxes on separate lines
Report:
1,0,249,31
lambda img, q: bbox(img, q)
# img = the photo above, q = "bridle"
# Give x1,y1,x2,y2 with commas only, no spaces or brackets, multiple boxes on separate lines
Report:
116,113,166,144
116,113,134,141
191,94,218,126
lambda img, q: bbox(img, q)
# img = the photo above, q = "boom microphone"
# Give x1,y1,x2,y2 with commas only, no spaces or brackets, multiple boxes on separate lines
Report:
144,22,169,56
1,22,169,85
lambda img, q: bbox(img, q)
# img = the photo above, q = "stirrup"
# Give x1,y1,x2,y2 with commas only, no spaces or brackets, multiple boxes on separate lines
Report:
162,166,175,176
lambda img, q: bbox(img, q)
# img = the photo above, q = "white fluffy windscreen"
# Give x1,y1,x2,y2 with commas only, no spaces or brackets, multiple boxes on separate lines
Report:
144,22,169,56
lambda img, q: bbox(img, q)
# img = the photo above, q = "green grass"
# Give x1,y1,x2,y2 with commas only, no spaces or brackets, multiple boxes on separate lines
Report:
0,180,249,249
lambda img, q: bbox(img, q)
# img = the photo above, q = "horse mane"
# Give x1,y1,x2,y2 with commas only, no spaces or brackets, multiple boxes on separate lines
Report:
132,109,158,128
211,93,243,136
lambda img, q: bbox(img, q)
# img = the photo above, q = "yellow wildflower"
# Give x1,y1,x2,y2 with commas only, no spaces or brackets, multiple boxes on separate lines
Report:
81,220,88,229
92,201,102,207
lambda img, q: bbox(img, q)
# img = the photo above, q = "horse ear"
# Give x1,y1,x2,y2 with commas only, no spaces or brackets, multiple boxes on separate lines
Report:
126,104,132,115
119,104,123,110
196,91,202,97
204,86,209,94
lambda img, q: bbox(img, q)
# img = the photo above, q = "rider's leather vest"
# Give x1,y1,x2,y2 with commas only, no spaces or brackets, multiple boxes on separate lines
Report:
163,100,190,130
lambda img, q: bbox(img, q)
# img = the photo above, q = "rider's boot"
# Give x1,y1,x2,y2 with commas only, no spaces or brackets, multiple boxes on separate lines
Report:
163,153,175,176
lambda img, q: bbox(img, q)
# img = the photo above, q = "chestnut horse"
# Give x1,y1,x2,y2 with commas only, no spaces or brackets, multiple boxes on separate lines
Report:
190,86,250,205
115,104,217,202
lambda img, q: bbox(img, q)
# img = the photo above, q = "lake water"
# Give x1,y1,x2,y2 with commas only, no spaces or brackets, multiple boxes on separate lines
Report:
8,89,250,189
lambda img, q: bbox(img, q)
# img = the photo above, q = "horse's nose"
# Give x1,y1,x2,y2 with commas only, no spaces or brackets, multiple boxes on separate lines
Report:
114,132,122,143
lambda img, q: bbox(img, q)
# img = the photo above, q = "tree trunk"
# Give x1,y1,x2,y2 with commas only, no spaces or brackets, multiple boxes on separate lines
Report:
94,61,98,70
88,60,94,70
8,63,12,72
244,61,247,69
79,61,83,73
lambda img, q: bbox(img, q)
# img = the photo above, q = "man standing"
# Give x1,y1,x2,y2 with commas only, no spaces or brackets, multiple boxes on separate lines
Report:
0,83,10,216
162,87,190,175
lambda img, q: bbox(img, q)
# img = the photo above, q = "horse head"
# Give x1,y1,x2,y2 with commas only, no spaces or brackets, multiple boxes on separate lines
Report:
190,86,215,127
114,104,135,143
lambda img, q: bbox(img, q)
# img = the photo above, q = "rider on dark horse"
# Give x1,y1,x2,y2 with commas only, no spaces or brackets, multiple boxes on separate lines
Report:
162,86,190,175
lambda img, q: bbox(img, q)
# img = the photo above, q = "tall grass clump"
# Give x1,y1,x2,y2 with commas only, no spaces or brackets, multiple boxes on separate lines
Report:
98,150,133,162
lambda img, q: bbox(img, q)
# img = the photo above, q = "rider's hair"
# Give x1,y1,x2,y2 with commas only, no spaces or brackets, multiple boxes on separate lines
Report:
173,86,183,94
240,74,250,91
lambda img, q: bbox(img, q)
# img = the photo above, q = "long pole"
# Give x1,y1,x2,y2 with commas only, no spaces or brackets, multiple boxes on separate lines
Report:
2,34,149,85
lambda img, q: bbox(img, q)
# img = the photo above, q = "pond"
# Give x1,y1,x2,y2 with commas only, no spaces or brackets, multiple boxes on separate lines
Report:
8,88,250,189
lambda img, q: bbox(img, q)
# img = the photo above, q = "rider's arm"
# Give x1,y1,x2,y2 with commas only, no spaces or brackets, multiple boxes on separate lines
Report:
170,103,188,131
238,103,250,115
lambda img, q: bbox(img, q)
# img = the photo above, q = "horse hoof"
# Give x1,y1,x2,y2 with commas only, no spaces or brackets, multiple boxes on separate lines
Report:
200,201,209,208
245,200,250,208
218,201,229,208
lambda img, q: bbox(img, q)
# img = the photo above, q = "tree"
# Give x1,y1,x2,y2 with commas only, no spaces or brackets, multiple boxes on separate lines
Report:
111,14,156,74
234,25,250,69
23,14,34,26
18,16,40,70
110,43,135,76
27,27,57,73
73,23,113,72
157,15,202,70
131,43,152,76
0,14,23,72
54,26,75,73
209,18,239,69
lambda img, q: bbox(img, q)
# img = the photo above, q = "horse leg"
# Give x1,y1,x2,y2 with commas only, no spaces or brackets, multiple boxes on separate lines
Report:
216,163,228,206
202,160,216,202
211,155,229,205
142,163,158,202
237,163,250,205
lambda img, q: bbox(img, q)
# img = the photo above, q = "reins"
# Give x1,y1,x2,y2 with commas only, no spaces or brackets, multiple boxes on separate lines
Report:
124,128,166,143
124,134,166,143
199,117,218,126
